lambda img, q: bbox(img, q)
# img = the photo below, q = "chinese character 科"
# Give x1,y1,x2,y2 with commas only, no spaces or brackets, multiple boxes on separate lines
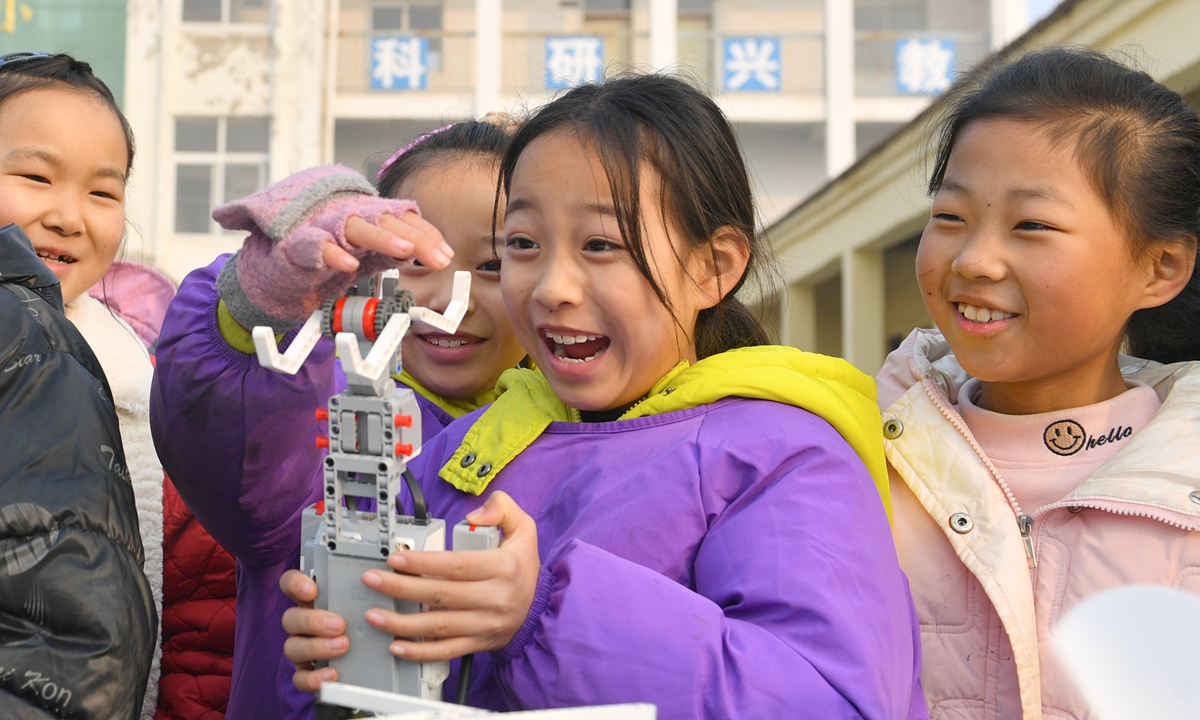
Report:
545,37,604,90
371,36,428,91
895,39,955,94
724,38,781,92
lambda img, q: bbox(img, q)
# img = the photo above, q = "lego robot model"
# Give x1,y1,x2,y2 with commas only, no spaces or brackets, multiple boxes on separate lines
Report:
253,270,498,700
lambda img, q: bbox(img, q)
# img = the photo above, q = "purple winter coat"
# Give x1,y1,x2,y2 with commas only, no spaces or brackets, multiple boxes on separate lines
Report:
149,256,456,720
152,256,926,720
419,400,926,720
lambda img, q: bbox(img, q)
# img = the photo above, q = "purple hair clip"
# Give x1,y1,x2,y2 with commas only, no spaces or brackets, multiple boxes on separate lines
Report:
377,123,457,180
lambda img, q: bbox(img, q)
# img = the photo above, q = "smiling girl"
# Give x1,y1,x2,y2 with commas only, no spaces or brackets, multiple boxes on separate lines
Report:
877,48,1200,719
0,52,170,720
150,117,525,720
281,74,925,720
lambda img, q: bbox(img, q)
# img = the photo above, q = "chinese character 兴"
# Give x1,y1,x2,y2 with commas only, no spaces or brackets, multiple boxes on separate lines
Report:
724,38,781,92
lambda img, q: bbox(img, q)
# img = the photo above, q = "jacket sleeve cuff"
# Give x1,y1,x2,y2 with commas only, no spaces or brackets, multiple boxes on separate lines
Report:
216,298,284,355
493,566,555,665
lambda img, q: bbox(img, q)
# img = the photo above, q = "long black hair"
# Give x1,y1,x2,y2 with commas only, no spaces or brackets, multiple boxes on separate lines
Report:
0,53,134,175
498,73,770,359
928,47,1200,364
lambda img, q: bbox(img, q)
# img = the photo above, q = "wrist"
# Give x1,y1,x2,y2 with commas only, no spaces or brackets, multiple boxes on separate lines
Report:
492,567,554,665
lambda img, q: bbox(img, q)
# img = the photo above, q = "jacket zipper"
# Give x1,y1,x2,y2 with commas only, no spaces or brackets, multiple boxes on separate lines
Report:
920,380,1038,568
1036,497,1198,532
1017,515,1036,569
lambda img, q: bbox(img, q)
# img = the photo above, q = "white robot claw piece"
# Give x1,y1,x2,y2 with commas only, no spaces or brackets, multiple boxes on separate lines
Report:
253,270,471,396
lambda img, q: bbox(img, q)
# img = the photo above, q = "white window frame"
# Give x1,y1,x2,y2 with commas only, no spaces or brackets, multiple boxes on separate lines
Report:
181,0,271,25
174,117,271,236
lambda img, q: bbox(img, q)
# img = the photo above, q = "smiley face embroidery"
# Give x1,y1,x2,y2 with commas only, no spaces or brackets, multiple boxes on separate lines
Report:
1044,419,1086,456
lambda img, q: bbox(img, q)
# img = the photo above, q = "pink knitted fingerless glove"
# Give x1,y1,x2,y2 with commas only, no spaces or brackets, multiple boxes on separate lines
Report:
214,165,420,332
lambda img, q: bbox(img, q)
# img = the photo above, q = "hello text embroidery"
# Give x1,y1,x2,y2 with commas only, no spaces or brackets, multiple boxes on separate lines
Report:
1043,419,1134,456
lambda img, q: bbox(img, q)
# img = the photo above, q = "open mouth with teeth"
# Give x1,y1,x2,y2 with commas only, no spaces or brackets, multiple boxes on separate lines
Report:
543,330,610,364
957,302,1015,324
36,251,76,265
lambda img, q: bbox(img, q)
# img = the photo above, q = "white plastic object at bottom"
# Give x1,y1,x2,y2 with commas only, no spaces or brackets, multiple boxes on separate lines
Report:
318,682,656,719
1054,584,1200,720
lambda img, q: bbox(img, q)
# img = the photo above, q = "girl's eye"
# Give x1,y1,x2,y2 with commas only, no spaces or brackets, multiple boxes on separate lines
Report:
584,238,620,252
933,212,963,223
478,260,500,273
91,191,118,200
506,236,537,250
1016,220,1051,232
24,175,49,184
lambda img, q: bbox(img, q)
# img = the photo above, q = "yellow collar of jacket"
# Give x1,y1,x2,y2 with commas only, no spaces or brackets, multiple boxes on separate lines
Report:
438,345,891,520
391,369,497,420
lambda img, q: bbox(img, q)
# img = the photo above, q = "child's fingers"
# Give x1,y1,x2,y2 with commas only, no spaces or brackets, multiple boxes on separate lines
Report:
363,566,499,609
320,243,361,273
292,665,338,694
383,547,498,581
343,214,453,269
344,216,416,258
280,569,319,605
283,634,349,666
364,606,497,643
388,635,488,663
378,212,455,264
464,491,536,543
282,606,347,638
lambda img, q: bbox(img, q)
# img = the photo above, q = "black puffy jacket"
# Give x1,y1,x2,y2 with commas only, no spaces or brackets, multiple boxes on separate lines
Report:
0,224,156,719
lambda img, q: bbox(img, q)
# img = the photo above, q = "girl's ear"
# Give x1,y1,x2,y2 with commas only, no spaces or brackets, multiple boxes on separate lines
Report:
1138,235,1197,310
692,225,751,311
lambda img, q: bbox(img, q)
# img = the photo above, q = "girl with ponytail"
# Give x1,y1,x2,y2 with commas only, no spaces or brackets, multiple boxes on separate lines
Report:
282,73,927,720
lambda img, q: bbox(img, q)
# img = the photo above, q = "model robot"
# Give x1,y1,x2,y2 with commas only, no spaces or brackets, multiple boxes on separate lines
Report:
253,270,499,702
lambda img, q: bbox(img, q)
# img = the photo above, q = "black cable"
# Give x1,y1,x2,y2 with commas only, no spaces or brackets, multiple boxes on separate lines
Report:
402,468,427,522
456,654,475,705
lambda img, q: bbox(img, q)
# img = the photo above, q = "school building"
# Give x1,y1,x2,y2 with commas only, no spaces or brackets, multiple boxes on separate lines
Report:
8,0,1189,361
1,0,1037,282
761,0,1200,374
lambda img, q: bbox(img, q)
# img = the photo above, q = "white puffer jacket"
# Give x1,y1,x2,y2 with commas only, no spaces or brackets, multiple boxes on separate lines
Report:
65,293,163,720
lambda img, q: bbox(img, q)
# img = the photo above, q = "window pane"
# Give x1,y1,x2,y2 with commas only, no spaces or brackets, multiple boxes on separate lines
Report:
224,164,263,204
855,7,885,30
372,6,404,30
176,165,214,233
182,0,222,22
584,0,629,11
409,5,442,30
891,6,926,31
226,117,270,152
176,118,218,152
678,0,711,12
231,0,270,23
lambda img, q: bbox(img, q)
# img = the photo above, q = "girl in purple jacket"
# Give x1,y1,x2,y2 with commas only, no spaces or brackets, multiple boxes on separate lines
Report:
281,75,927,720
149,118,526,720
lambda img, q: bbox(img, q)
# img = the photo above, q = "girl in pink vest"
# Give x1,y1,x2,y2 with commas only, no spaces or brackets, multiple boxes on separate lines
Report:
879,47,1200,719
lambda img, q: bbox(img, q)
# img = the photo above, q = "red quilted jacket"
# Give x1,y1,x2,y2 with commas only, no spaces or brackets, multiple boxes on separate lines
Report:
156,476,237,720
